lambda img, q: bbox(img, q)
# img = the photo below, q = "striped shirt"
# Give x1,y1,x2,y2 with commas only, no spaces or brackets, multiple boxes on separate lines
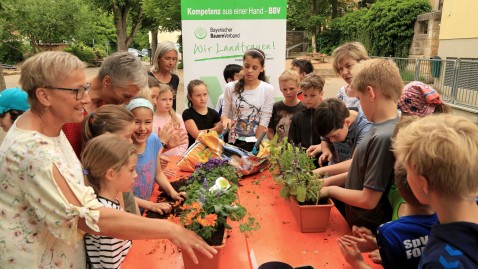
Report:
85,197,132,269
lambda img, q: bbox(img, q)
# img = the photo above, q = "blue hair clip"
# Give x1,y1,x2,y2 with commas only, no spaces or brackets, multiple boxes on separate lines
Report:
82,169,89,175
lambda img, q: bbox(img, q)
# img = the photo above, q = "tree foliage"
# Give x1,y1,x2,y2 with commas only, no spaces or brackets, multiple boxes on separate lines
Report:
287,0,355,52
8,0,92,51
330,0,431,57
142,0,181,33
142,0,181,54
89,0,144,51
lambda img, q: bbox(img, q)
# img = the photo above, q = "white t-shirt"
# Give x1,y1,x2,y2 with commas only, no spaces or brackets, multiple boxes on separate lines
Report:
222,81,275,143
337,85,360,108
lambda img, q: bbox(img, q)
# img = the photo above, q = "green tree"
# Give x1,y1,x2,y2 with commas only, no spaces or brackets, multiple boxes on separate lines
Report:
288,0,355,53
7,0,92,52
90,0,144,51
142,0,181,57
78,9,117,53
365,0,430,57
332,0,431,57
0,0,26,64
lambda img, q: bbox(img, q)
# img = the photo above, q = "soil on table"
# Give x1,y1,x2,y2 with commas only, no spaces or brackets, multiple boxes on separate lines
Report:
145,177,189,219
298,197,330,206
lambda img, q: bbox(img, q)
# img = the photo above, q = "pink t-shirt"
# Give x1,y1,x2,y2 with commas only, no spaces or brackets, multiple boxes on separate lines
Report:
152,113,188,156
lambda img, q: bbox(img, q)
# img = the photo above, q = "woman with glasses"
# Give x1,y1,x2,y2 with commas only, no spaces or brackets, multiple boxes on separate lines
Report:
0,87,30,133
0,51,216,268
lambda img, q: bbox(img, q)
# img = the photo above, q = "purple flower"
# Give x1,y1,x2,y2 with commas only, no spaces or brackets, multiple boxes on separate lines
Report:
293,147,298,169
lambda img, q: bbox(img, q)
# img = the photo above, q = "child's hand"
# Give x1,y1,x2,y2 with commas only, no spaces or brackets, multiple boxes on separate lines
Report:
318,148,332,164
159,155,170,170
214,121,224,133
158,123,173,141
165,127,185,149
369,249,382,264
341,226,377,252
306,144,321,157
221,118,233,130
170,191,185,202
164,170,176,179
352,225,374,238
337,238,370,269
319,185,330,197
340,235,377,253
158,123,180,149
148,202,172,215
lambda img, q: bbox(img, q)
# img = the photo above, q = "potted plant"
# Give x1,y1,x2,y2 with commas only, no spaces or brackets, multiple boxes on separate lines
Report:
268,135,334,233
168,158,259,269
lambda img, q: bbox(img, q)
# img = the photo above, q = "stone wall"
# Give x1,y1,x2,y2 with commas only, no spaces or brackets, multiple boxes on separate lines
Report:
409,11,441,59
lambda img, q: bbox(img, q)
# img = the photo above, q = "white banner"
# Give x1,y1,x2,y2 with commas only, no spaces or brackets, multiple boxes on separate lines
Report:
181,0,287,108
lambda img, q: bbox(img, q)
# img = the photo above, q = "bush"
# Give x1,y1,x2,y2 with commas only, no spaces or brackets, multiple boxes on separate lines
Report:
0,41,25,64
64,44,96,63
325,0,431,57
93,46,107,59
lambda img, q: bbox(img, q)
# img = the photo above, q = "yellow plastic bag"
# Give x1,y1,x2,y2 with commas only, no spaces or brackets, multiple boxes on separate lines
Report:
177,131,224,172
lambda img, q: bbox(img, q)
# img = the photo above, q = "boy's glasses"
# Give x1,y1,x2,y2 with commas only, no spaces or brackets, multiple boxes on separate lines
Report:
45,82,91,100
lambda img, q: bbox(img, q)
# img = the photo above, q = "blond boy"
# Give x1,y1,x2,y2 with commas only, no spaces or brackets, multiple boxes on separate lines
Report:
321,59,402,232
288,73,324,152
267,70,305,141
394,114,478,268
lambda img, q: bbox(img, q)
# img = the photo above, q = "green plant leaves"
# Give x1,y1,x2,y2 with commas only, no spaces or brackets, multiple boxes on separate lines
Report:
180,159,257,240
296,185,307,203
268,134,324,204
280,185,290,199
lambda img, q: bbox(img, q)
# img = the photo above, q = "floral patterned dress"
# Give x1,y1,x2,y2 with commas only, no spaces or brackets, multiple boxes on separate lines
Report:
0,122,103,268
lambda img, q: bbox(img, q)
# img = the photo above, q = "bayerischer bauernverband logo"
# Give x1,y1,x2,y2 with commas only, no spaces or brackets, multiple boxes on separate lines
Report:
194,27,207,39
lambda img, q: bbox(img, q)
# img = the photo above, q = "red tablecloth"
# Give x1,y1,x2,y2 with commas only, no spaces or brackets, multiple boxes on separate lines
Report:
122,157,383,269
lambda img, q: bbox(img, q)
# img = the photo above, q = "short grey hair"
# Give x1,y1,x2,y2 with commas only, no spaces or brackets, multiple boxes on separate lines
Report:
20,51,86,111
150,41,178,73
98,52,148,89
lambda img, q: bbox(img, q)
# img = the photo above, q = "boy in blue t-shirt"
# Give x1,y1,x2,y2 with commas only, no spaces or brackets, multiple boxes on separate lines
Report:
308,98,371,177
337,161,437,269
394,114,478,268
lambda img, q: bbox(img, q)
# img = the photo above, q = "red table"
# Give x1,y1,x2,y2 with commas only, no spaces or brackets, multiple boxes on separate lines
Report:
239,171,382,269
122,157,383,269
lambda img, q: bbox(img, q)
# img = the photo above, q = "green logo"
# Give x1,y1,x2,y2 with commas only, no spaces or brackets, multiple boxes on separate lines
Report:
194,27,207,39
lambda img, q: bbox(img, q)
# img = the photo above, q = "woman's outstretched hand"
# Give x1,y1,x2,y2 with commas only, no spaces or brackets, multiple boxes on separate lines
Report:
170,226,218,264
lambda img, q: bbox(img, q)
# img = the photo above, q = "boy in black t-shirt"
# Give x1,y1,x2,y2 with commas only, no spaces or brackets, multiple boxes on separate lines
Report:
267,70,304,141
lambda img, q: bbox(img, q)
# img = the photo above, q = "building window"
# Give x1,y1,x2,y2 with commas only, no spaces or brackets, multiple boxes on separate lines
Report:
419,20,429,34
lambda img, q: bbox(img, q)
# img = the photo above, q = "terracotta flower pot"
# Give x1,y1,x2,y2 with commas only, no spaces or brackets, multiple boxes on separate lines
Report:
288,197,334,233
182,229,227,269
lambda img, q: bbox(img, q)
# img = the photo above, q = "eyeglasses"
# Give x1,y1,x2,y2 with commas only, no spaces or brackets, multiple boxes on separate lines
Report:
45,82,91,100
